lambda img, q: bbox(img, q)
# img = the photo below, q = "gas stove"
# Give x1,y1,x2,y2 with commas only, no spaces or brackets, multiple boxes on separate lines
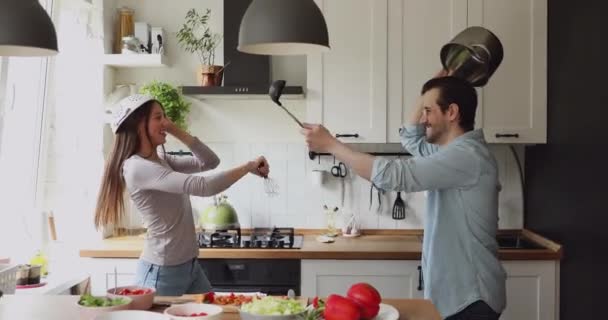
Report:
197,227,303,249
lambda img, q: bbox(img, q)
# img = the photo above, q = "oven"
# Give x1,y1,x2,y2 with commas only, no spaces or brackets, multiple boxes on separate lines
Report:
198,259,300,295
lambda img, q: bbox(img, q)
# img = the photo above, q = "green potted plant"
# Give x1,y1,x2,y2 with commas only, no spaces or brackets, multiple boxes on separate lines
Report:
176,8,224,87
139,81,191,130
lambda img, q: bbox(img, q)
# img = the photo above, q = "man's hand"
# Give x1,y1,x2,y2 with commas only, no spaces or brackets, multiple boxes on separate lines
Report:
300,123,339,153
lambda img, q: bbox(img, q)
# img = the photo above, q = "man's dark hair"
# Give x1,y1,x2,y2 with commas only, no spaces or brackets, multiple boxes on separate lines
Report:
421,76,478,131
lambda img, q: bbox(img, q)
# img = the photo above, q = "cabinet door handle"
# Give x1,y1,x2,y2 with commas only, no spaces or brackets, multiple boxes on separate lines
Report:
417,265,424,291
335,133,359,138
495,133,520,138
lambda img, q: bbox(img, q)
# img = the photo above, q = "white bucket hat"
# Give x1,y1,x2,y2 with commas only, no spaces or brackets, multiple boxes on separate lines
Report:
110,94,156,133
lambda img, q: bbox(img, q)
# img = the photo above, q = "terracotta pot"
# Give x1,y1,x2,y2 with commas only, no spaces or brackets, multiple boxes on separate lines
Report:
197,65,224,87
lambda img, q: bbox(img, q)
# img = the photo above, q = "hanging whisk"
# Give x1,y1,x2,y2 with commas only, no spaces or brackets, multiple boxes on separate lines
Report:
263,175,279,197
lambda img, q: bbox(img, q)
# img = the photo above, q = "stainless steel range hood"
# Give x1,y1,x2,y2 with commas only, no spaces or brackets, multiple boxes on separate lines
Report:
181,0,303,98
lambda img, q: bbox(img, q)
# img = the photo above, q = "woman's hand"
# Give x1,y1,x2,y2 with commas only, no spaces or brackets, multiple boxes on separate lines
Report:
163,118,195,146
164,118,180,136
248,156,270,178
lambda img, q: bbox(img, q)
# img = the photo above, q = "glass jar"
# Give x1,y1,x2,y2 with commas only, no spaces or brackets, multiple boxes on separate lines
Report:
114,7,135,53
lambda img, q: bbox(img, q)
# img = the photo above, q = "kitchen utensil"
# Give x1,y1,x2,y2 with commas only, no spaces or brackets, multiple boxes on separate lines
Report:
269,80,304,127
114,267,118,294
392,192,406,220
369,183,382,213
311,169,326,186
47,211,57,241
440,26,503,87
199,195,240,230
262,175,279,197
331,161,347,207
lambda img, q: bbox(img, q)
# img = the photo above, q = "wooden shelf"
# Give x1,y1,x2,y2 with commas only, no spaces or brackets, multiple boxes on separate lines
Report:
102,54,168,68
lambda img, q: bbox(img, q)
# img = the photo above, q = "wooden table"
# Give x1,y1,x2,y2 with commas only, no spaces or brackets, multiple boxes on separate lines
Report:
0,295,441,320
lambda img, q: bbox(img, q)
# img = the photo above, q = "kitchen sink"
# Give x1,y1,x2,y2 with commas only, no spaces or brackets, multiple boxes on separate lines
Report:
496,234,544,249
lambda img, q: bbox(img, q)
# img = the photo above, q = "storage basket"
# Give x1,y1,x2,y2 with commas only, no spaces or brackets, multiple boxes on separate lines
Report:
0,264,18,294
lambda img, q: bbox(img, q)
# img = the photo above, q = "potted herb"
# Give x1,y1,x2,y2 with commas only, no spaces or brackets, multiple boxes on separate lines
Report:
176,8,224,87
139,81,191,130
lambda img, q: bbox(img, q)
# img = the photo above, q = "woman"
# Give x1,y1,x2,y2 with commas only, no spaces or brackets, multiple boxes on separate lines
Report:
94,94,269,295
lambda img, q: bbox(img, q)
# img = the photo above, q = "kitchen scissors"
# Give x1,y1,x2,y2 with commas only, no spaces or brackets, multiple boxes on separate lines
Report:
331,162,347,178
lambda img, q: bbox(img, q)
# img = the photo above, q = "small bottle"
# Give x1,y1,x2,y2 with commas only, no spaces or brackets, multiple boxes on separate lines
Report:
29,250,48,276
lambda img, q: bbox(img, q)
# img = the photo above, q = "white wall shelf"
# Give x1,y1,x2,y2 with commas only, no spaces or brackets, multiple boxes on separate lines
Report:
102,54,168,68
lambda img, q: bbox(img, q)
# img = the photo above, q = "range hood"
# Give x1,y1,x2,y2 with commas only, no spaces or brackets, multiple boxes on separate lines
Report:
181,0,303,97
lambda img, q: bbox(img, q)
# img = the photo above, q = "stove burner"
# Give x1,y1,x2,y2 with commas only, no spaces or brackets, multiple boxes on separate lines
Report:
197,227,302,249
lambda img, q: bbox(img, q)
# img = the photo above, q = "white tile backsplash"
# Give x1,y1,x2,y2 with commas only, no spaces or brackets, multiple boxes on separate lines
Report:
160,143,523,230
42,141,523,232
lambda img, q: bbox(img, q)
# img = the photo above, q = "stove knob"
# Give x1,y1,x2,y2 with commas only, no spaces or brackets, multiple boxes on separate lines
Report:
243,240,251,248
255,240,263,248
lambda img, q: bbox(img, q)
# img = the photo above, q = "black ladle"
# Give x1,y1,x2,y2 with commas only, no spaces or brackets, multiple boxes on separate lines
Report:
269,80,304,128
269,80,315,159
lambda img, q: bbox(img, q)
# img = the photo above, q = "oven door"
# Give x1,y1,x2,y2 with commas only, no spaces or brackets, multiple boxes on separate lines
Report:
198,259,300,295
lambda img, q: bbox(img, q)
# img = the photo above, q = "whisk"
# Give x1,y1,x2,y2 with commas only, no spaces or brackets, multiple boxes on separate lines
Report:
263,175,279,197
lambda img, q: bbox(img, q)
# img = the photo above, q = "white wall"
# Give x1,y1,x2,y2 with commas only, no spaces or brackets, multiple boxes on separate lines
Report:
41,0,524,236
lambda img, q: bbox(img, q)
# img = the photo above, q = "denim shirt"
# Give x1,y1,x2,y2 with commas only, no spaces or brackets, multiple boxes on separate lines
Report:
371,124,506,318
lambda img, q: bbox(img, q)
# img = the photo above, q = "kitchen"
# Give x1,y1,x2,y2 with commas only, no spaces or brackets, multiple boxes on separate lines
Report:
0,0,604,319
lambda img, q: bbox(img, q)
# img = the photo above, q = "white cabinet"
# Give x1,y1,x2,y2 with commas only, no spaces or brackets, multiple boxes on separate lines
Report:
307,0,388,143
311,0,547,144
302,259,559,320
80,258,138,296
468,0,547,144
501,261,559,320
387,0,468,143
301,260,424,299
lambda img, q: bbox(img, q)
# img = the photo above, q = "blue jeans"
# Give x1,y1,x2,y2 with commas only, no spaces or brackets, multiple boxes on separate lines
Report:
134,258,212,296
445,300,501,320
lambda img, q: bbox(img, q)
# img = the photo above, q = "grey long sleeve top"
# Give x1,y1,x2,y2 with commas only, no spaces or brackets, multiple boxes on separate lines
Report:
122,137,229,266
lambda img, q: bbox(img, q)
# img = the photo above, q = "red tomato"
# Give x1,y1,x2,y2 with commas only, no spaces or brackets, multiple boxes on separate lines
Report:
323,294,360,320
347,283,382,319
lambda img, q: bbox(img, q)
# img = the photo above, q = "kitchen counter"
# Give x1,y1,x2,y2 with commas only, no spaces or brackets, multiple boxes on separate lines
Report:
0,294,441,320
79,229,562,260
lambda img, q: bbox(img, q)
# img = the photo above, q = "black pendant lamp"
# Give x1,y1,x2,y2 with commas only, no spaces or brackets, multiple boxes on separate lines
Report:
238,0,330,55
0,0,58,56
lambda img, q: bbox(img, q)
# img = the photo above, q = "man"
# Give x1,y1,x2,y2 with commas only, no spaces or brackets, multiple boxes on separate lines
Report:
301,75,506,320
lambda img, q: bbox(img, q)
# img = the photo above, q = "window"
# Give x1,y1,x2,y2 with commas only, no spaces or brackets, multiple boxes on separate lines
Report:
0,1,54,260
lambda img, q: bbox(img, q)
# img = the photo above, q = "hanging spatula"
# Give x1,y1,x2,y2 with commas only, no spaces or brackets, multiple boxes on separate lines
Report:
392,191,406,220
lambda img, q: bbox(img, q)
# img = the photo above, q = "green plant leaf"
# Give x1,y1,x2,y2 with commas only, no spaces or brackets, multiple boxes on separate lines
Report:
139,81,191,131
176,8,222,66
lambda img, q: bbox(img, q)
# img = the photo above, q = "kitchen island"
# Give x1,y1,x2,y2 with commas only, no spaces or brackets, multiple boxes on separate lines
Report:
0,294,441,320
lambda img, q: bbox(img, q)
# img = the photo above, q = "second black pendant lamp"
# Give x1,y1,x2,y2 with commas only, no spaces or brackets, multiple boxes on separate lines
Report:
238,0,330,55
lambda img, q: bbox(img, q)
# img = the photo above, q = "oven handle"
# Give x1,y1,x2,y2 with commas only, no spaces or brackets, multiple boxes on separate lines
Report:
210,287,267,293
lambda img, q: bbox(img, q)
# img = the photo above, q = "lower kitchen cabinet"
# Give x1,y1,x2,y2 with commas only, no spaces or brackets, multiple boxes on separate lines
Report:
501,261,559,320
301,260,424,299
302,260,559,320
80,258,138,296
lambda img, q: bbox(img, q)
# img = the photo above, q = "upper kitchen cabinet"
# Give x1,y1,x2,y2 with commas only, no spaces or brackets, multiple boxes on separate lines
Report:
469,0,547,144
388,0,547,143
313,0,547,144
387,0,468,143
307,0,388,143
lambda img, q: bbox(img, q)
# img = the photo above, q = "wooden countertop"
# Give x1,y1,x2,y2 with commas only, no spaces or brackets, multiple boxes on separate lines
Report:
79,229,562,260
0,295,441,320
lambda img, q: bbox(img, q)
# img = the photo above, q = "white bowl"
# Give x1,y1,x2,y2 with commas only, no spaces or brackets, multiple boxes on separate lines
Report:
239,310,307,320
94,310,170,320
77,296,132,320
107,286,156,310
164,303,223,320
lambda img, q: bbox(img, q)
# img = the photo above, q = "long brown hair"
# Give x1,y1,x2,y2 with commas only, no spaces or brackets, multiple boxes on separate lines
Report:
94,100,158,230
